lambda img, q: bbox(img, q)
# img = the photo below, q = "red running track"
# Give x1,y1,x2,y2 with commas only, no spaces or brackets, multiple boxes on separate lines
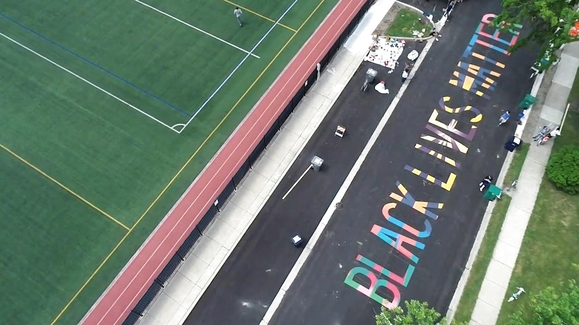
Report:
81,0,368,323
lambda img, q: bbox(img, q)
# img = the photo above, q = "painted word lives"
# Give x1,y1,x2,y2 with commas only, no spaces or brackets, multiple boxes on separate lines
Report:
343,14,522,309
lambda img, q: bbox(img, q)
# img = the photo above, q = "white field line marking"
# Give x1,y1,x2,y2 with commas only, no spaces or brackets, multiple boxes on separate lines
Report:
260,39,435,325
0,32,179,133
177,0,299,134
134,0,259,59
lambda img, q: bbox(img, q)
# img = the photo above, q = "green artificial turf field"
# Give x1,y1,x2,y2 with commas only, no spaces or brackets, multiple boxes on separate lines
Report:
0,0,338,323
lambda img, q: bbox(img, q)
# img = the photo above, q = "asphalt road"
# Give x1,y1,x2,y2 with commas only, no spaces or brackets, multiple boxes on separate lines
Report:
184,0,537,323
183,41,424,324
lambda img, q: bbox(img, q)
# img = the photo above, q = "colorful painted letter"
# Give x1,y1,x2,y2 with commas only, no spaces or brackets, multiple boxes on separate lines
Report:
421,124,469,154
479,14,521,49
439,97,483,124
382,202,432,238
414,144,461,168
404,165,457,191
356,254,415,287
431,103,480,140
389,182,444,220
344,267,401,309
371,225,425,263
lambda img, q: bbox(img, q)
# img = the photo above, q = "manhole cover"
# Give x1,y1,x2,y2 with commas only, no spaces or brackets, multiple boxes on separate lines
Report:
335,202,343,209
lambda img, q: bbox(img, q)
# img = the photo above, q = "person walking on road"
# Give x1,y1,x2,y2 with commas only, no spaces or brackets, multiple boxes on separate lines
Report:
234,7,243,27
401,67,410,83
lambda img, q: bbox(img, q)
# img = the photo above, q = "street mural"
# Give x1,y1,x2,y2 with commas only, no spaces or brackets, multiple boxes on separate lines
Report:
344,14,523,309
451,14,521,99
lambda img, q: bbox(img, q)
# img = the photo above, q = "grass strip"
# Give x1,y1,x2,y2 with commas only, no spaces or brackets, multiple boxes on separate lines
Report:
496,110,579,323
453,144,530,323
386,9,427,37
495,65,579,323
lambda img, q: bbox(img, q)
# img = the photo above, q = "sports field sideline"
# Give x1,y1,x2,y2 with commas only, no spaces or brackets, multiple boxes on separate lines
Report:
0,0,338,323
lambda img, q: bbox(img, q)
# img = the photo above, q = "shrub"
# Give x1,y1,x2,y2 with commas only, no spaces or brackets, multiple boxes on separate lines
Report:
546,145,579,194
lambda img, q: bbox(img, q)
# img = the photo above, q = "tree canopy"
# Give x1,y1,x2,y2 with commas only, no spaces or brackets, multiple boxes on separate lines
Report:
546,145,579,194
495,0,579,67
507,279,579,325
375,300,467,325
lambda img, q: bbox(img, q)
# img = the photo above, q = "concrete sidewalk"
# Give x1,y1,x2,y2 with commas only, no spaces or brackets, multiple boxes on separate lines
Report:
468,42,579,325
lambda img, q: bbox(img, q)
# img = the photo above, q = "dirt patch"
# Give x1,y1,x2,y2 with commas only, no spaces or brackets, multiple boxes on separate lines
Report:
373,2,430,37
374,2,403,36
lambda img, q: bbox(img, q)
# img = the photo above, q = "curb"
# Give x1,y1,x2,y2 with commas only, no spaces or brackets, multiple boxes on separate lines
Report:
392,36,434,41
445,71,546,323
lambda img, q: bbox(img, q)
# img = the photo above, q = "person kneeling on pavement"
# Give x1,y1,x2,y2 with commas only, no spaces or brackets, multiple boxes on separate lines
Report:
479,175,493,192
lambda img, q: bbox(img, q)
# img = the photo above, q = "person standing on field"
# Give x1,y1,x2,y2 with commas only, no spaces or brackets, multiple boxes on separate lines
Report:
234,7,243,27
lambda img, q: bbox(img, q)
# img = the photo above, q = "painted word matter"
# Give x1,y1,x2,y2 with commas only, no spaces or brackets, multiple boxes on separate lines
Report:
343,14,522,308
